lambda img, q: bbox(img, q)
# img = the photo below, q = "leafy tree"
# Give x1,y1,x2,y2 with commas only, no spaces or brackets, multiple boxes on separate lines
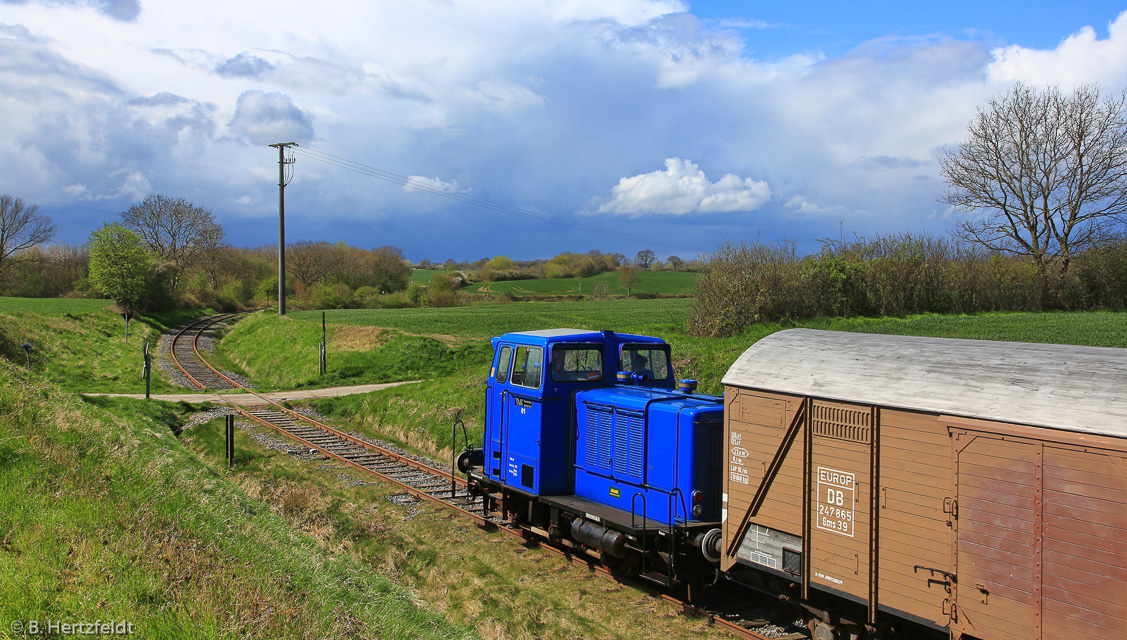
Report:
635,249,656,270
668,255,685,271
618,265,639,297
88,223,154,313
369,245,411,292
0,194,55,285
940,83,1127,275
121,195,223,290
487,255,515,271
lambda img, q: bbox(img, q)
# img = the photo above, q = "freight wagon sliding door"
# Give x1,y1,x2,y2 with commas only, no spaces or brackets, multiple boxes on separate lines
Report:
953,434,1037,640
953,427,1127,640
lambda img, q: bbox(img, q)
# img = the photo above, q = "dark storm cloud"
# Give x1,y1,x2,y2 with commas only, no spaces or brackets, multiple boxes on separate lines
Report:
215,51,274,78
0,0,140,21
227,90,314,145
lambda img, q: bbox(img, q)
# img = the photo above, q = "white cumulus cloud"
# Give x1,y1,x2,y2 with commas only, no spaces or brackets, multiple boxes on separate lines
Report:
598,158,770,216
403,175,465,193
987,11,1127,87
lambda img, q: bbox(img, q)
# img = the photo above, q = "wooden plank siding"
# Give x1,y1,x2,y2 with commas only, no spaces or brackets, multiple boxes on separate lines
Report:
1040,446,1127,636
876,409,952,629
808,400,872,601
953,435,1037,640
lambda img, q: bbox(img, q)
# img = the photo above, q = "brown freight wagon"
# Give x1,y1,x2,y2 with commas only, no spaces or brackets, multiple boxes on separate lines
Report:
719,329,1127,640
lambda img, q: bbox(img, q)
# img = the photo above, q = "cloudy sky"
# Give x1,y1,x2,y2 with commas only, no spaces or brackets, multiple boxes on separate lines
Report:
3,1,1127,261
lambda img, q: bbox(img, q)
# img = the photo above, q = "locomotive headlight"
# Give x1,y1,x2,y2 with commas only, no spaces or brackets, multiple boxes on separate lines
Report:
691,490,703,518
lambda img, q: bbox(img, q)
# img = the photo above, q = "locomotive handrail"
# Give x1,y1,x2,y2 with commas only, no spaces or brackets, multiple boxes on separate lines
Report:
631,491,648,577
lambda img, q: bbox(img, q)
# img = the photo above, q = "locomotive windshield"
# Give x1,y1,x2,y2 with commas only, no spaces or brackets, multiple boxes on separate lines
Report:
620,345,670,381
550,345,603,382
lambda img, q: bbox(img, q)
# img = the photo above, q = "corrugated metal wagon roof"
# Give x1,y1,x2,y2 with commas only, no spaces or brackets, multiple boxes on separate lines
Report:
722,328,1127,438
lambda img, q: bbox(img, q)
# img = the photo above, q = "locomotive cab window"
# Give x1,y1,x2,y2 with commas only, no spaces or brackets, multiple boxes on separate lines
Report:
509,346,543,389
550,345,604,382
620,345,670,381
494,346,513,382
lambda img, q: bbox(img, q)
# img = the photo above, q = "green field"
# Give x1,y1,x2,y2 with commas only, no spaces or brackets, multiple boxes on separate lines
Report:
410,268,440,284
289,297,691,339
0,296,111,315
465,270,698,296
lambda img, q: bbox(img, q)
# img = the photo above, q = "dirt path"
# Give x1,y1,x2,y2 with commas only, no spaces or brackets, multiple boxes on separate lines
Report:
83,380,419,405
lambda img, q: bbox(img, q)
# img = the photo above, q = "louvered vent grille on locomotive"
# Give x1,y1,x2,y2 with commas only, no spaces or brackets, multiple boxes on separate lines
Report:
587,406,613,470
613,409,645,481
811,401,871,444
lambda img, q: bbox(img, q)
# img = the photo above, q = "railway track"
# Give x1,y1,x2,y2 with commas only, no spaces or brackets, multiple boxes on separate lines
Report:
172,313,799,640
170,312,245,390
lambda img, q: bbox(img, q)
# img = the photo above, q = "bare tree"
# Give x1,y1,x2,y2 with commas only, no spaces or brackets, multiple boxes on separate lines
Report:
121,194,224,289
940,83,1127,274
0,194,56,283
286,240,335,286
635,249,656,270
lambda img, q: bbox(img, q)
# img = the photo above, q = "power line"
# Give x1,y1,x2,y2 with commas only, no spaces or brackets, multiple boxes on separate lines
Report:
293,146,708,253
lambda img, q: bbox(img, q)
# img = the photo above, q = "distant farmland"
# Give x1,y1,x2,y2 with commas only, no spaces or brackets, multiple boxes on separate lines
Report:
410,269,698,296
466,271,698,296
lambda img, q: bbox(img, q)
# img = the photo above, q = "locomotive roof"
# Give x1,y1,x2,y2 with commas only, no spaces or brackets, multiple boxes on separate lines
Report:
722,328,1127,438
496,329,667,343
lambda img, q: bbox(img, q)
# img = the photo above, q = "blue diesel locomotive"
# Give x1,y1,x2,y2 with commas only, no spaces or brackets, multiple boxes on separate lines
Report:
462,328,725,587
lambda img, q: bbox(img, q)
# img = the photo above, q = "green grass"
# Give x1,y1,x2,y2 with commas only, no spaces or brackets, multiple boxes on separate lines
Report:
0,306,211,394
465,270,698,296
410,269,440,284
290,298,691,339
0,361,470,639
0,296,112,315
283,307,1127,459
221,310,492,391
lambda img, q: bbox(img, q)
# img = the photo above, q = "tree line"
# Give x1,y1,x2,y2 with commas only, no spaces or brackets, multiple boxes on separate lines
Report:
0,193,686,311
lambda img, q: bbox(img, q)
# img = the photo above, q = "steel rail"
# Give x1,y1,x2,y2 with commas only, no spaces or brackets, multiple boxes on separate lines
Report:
169,313,243,390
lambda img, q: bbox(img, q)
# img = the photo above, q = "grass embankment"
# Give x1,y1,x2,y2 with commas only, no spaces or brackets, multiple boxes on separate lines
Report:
231,301,689,457
0,297,112,315
182,415,728,640
0,302,210,394
0,360,469,639
232,306,1127,461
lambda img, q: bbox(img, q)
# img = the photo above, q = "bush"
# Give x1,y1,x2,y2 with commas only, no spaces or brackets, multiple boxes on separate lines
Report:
688,232,1127,337
426,289,463,308
309,283,353,310
376,291,417,309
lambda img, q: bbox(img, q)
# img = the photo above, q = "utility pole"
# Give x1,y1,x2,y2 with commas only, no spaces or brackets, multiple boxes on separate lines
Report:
269,142,298,316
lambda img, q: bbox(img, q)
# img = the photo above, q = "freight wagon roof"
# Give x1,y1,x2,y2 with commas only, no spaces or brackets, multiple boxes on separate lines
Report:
722,328,1127,438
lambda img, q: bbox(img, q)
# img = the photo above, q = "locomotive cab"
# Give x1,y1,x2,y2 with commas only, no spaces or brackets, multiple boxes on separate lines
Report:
479,329,673,496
